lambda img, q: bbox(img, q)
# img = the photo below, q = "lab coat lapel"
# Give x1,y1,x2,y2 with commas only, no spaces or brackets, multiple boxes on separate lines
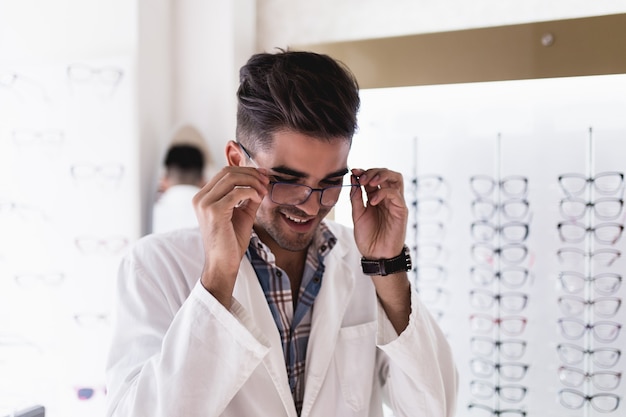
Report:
233,260,298,417
300,244,355,417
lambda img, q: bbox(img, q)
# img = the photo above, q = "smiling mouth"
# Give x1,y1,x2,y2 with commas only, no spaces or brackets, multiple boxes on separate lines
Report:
284,213,311,224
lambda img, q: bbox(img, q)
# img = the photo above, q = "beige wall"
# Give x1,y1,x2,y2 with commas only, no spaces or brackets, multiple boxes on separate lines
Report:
256,0,626,51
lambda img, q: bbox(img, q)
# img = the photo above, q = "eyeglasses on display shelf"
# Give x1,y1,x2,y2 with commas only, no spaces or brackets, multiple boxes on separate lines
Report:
411,174,448,199
74,385,107,400
557,220,624,245
470,266,534,290
74,235,129,255
13,272,66,288
556,343,621,369
469,314,528,337
414,264,447,283
557,366,622,391
470,337,527,361
557,271,622,295
467,403,527,416
469,380,528,403
11,129,65,149
557,318,622,343
556,247,621,269
469,358,529,382
558,172,625,198
470,220,530,244
559,196,624,221
558,388,621,413
470,175,529,199
557,295,622,318
471,243,529,266
469,289,529,314
471,198,530,222
411,196,450,218
555,167,625,416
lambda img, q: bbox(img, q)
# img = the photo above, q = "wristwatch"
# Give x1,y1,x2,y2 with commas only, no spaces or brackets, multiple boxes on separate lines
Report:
361,245,412,276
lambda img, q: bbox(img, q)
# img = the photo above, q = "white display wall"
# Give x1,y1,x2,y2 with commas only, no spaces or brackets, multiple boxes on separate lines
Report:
335,74,626,416
0,57,138,416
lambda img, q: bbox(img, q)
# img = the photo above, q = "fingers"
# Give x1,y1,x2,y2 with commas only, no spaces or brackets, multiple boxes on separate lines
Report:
193,167,269,213
351,168,405,206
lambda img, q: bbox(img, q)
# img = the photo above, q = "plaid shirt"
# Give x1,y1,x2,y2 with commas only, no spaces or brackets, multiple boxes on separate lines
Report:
246,223,336,415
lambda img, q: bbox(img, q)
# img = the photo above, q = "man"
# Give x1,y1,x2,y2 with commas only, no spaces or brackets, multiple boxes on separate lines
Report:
152,143,206,233
106,50,457,417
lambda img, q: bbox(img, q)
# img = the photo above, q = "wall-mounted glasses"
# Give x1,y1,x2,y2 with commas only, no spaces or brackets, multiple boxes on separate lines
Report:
470,266,533,289
471,220,529,244
557,221,624,245
559,196,624,221
556,343,621,369
558,388,620,413
557,247,621,269
558,271,622,295
469,314,527,336
470,336,527,361
469,380,528,403
557,318,622,343
471,243,528,266
558,365,621,391
472,198,530,222
557,295,621,318
558,172,624,197
469,289,529,314
470,175,528,199
467,403,526,416
469,357,529,382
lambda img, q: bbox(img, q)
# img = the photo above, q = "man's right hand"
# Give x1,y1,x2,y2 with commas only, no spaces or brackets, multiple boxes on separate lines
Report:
192,165,269,307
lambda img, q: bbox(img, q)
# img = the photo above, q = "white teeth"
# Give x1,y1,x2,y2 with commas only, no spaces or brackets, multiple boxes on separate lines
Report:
286,214,308,223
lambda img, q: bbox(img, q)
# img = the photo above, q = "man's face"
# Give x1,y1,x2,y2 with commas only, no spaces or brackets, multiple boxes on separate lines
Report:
251,131,351,253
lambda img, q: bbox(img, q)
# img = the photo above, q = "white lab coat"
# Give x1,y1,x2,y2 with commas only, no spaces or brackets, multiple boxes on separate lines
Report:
105,221,458,417
152,184,200,234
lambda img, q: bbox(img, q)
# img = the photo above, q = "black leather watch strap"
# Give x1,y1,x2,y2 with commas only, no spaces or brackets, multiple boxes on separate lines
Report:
361,245,412,276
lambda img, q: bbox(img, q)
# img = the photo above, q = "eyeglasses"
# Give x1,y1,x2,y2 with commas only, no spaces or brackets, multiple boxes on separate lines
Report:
70,163,125,182
12,129,65,148
557,343,621,369
413,221,446,241
467,403,526,416
470,175,529,199
471,243,528,266
471,220,529,243
74,236,129,255
239,143,358,208
411,175,447,198
469,289,528,314
558,295,621,318
558,388,620,412
558,172,624,197
415,264,446,282
470,380,528,403
557,247,621,268
558,271,622,295
469,314,528,336
471,198,530,221
557,318,622,343
557,221,624,245
13,272,65,288
75,386,107,400
414,243,444,261
470,336,527,360
559,196,624,221
558,365,622,391
411,196,449,217
470,266,533,289
67,64,123,86
470,358,529,382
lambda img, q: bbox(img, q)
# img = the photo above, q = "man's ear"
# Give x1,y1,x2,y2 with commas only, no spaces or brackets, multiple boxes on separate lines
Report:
225,140,245,167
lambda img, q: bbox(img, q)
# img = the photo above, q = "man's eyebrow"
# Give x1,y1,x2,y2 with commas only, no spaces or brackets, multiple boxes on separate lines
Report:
271,165,349,179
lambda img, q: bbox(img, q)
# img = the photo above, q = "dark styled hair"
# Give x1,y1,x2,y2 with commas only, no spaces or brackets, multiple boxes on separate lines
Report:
164,144,204,184
236,49,360,152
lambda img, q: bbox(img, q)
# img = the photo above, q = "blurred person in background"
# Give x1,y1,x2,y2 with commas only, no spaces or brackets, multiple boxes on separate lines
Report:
152,143,206,233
